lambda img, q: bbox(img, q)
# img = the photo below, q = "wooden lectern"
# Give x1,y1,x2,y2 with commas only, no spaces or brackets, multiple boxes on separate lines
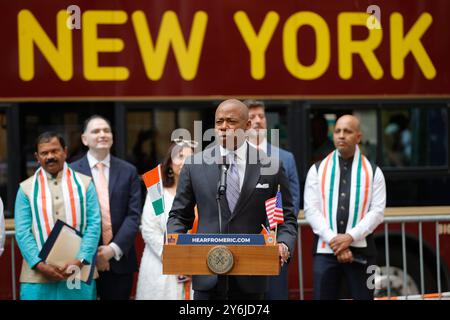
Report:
163,234,280,276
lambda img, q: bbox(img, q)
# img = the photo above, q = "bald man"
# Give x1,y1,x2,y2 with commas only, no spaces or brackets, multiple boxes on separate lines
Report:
167,99,298,300
304,115,386,300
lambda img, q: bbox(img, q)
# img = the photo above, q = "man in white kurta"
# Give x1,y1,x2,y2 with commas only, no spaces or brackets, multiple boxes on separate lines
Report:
304,115,386,300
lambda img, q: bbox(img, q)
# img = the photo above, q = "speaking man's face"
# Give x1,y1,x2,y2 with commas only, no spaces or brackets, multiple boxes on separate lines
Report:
35,137,68,176
214,101,251,150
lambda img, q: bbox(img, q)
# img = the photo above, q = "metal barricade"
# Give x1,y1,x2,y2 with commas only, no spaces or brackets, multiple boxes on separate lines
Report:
4,230,17,300
4,215,450,300
297,214,450,300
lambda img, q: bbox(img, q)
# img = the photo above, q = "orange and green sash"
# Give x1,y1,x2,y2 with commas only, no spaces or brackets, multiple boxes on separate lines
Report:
30,163,86,250
317,145,374,253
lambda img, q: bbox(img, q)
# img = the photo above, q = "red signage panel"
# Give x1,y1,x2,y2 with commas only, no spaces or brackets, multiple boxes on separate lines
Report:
0,0,449,99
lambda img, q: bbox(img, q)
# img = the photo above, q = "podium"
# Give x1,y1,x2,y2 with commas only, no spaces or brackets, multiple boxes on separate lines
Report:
163,234,280,275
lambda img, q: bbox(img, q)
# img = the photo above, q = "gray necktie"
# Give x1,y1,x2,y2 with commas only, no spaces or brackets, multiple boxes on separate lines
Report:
226,153,240,213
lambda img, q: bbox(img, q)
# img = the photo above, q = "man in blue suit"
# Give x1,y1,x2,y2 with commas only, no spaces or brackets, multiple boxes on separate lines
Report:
244,100,300,300
71,115,141,300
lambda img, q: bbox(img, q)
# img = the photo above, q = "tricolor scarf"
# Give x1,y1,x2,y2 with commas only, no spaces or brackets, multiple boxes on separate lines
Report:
316,145,374,254
30,163,87,250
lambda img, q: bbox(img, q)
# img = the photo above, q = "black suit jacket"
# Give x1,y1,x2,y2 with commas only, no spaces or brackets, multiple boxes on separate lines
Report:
70,155,142,274
167,143,298,293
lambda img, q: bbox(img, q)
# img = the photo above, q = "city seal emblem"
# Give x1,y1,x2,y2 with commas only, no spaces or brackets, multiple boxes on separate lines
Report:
207,246,234,274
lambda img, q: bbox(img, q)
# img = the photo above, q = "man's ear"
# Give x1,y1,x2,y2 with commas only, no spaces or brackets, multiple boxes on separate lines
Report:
34,152,40,164
245,119,251,130
81,134,88,147
357,132,362,144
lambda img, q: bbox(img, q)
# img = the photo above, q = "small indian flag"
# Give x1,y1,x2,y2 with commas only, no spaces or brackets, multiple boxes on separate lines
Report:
142,164,165,216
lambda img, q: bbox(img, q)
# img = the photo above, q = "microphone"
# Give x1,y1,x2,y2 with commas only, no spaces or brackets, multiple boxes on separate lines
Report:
218,163,228,196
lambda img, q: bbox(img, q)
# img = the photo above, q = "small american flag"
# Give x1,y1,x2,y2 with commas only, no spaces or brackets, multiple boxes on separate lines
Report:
265,191,284,229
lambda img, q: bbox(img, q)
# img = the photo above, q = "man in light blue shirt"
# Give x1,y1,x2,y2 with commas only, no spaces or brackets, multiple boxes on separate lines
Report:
15,132,100,300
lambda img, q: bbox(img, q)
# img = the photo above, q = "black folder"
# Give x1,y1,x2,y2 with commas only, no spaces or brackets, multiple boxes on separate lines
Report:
39,219,97,284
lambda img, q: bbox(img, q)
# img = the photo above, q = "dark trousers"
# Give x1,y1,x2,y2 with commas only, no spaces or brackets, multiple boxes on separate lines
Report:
265,264,289,300
96,271,134,300
313,254,375,300
194,276,265,300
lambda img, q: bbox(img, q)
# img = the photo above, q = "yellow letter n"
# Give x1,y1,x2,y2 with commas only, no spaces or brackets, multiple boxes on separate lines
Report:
18,10,72,81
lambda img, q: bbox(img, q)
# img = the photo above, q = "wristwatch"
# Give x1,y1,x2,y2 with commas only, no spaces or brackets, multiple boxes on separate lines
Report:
79,259,89,266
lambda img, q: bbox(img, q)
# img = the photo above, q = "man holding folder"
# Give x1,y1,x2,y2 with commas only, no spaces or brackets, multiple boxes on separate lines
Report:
14,132,101,300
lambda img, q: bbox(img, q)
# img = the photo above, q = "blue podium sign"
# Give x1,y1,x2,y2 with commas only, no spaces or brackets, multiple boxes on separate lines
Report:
170,234,273,246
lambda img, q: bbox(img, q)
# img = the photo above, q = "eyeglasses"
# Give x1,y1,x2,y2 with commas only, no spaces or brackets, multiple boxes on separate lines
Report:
172,138,199,148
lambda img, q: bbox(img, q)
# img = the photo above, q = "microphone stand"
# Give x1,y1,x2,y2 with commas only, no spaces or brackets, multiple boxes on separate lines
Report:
216,161,229,299
216,164,228,234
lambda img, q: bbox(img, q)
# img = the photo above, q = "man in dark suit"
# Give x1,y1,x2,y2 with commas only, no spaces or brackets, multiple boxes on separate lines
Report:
71,115,141,300
244,99,300,300
167,99,298,300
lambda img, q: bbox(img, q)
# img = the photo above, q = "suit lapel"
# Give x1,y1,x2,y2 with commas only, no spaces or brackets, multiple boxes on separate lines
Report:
108,156,119,196
231,163,260,218
73,155,92,177
231,144,261,218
